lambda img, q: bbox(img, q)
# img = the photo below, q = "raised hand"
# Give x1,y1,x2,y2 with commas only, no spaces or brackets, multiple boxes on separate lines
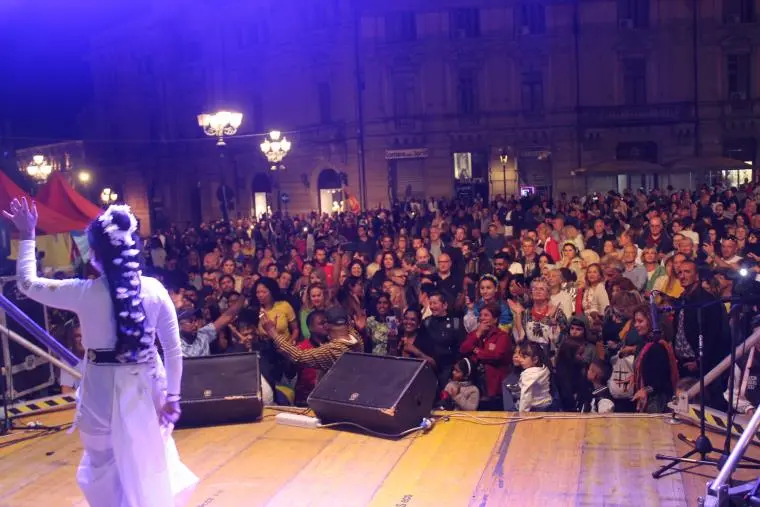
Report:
2,197,38,239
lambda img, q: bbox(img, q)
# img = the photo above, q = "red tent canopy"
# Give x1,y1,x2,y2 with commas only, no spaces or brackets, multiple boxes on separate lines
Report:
37,172,101,224
0,171,90,234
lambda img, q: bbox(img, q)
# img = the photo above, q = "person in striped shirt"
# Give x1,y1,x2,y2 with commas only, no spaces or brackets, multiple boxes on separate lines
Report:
260,306,362,375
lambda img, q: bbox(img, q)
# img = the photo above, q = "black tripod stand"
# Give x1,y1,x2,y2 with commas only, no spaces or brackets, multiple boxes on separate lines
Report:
653,297,760,478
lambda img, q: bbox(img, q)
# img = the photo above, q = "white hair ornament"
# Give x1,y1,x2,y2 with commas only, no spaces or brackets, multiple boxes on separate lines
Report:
98,205,138,247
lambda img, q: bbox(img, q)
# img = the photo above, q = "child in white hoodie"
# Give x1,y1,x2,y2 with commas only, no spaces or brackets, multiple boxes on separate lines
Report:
516,341,554,412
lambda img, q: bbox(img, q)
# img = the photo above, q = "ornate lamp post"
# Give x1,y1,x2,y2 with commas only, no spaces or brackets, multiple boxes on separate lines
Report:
25,155,54,183
260,130,293,211
197,111,243,146
100,188,118,206
197,111,243,222
77,171,92,184
260,130,292,171
498,150,509,199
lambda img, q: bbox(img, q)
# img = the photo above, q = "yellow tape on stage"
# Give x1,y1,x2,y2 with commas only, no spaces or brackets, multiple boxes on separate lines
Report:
5,394,76,418
682,404,760,446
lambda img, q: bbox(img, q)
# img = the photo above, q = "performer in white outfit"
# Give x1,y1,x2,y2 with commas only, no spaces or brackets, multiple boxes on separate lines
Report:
4,197,198,507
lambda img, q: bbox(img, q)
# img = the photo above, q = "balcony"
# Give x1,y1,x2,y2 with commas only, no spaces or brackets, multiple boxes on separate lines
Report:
723,97,759,116
296,122,347,144
578,102,694,127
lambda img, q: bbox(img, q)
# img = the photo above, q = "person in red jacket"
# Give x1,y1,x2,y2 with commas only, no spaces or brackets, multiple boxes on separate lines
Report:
460,302,513,410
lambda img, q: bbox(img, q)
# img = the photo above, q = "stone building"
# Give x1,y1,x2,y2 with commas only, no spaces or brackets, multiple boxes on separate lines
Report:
84,0,759,228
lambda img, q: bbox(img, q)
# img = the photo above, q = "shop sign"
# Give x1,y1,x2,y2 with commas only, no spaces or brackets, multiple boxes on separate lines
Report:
385,148,429,160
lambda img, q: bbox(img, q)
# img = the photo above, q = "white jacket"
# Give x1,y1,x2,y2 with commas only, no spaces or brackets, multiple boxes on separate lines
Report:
518,366,553,412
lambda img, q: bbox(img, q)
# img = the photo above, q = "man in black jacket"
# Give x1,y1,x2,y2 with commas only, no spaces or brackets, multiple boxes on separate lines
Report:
674,260,729,409
422,292,466,390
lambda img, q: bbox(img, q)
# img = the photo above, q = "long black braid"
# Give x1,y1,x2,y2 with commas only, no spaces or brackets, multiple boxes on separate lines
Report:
87,205,150,361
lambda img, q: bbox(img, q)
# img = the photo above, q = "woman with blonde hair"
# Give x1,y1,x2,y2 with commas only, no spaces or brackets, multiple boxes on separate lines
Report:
581,263,610,319
579,249,600,268
387,268,409,313
652,256,683,299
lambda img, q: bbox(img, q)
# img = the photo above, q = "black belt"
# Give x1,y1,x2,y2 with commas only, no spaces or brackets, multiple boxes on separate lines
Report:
86,348,148,365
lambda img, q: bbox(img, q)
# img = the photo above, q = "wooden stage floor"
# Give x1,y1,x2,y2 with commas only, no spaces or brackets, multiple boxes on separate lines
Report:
1,408,756,506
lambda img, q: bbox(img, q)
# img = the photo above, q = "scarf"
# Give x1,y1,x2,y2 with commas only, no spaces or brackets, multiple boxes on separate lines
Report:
634,338,679,392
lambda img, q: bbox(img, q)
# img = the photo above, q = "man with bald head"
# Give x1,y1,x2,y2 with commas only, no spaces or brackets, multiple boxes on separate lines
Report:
431,253,461,306
416,247,432,267
638,216,673,253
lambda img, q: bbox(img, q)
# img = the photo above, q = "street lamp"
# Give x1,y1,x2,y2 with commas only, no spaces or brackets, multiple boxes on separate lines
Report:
25,155,54,183
78,171,92,184
498,150,509,199
100,188,118,205
260,130,292,170
197,111,243,146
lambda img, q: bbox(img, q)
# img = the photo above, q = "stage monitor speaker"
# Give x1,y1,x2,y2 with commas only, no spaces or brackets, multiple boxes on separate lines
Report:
178,352,263,427
307,353,437,436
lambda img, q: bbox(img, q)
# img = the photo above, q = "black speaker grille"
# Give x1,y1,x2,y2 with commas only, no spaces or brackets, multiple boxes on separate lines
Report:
181,352,260,401
309,353,425,408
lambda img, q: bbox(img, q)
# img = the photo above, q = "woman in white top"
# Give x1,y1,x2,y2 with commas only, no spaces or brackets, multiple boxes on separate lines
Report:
4,198,197,507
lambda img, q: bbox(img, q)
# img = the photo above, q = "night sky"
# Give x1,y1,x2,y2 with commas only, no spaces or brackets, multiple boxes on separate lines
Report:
0,0,150,149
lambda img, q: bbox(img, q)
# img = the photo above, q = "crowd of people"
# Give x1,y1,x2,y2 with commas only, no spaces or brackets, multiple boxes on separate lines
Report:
51,181,760,415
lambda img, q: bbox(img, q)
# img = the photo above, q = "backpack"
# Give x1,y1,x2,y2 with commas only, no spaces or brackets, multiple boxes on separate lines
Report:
608,354,635,399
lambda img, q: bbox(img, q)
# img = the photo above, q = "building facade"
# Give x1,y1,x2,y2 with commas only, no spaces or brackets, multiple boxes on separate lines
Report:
84,0,760,227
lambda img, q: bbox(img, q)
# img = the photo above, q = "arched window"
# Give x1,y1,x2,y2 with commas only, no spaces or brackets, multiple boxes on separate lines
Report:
317,169,343,215
252,173,272,218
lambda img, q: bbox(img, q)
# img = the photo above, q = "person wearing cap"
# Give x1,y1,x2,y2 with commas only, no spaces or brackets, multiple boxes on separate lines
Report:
177,295,245,358
260,306,362,377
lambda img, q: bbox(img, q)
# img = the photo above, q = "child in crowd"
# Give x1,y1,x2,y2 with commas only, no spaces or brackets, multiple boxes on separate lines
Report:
516,341,554,412
582,359,615,413
440,358,480,411
568,317,596,365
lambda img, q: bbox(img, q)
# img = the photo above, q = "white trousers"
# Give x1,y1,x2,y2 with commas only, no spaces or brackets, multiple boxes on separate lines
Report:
75,358,198,507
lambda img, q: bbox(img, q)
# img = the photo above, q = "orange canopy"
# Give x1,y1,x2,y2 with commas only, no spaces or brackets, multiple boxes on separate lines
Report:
0,171,91,234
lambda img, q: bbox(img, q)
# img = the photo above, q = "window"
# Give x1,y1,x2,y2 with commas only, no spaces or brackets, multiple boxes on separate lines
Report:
453,152,473,181
450,8,480,38
622,58,647,105
727,54,751,101
723,0,755,23
618,0,649,28
392,73,416,118
521,71,544,113
386,12,417,42
252,95,264,132
457,69,478,115
518,3,546,35
318,83,332,123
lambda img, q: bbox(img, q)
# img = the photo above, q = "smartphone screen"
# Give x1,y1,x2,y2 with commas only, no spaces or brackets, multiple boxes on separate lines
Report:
386,316,398,335
467,283,476,302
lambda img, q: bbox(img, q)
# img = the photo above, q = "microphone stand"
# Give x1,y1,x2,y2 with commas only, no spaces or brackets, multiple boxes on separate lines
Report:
652,294,760,478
